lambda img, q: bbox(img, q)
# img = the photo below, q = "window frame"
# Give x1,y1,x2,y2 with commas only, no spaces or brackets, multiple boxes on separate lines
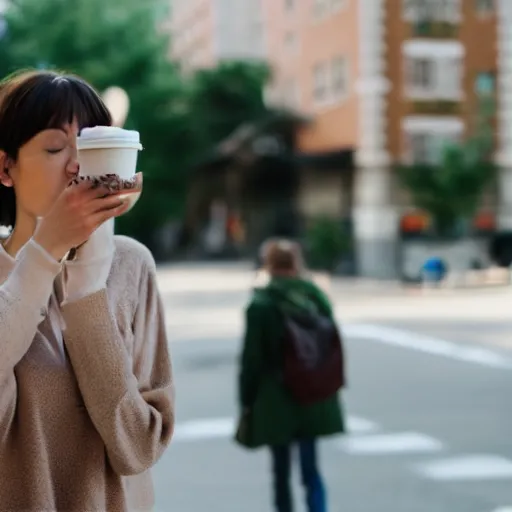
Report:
331,56,349,99
475,0,494,16
313,62,328,103
403,0,461,23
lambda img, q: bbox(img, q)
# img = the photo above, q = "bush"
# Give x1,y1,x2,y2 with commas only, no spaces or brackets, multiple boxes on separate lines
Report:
304,217,350,272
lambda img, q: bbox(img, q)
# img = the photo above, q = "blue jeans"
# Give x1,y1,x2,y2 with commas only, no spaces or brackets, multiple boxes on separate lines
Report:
270,439,327,512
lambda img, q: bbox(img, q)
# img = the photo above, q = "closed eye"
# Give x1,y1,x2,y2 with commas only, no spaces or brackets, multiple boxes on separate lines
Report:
46,148,64,154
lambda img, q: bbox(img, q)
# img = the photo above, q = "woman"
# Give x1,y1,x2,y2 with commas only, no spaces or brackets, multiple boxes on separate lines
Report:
236,239,345,512
0,70,174,511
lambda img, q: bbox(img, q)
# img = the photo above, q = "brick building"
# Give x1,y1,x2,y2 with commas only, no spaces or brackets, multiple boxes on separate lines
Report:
170,0,509,278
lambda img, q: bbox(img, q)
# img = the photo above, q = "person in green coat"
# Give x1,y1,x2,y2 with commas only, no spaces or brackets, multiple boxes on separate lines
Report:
235,238,345,512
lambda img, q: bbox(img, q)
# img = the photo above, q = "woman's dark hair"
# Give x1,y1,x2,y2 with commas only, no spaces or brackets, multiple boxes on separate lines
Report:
0,70,112,228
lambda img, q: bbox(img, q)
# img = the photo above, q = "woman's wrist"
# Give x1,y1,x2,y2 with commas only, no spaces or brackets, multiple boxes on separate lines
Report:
32,231,66,262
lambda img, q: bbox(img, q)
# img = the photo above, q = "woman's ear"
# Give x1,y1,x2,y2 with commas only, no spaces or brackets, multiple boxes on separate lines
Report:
0,151,13,187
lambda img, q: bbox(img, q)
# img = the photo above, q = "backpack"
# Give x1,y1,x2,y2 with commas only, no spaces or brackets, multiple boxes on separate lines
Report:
268,287,345,405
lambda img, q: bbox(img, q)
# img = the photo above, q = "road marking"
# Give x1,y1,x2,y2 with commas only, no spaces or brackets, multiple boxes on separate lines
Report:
168,316,512,371
336,432,443,455
173,417,235,442
343,323,512,370
416,455,512,481
346,416,379,434
172,415,378,443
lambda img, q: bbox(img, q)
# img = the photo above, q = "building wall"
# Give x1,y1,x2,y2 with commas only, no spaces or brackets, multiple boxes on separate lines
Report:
169,0,216,69
385,0,498,163
262,0,359,152
461,0,497,137
213,0,266,62
170,0,265,70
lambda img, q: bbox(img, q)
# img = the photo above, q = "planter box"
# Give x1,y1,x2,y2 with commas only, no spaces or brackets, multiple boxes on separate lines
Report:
411,101,461,115
412,21,459,38
401,237,491,282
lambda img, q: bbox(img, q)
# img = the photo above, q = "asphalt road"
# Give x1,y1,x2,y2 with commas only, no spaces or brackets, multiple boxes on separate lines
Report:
151,265,512,512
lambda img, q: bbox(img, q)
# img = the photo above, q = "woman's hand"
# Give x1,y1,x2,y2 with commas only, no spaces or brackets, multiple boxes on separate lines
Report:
33,179,129,261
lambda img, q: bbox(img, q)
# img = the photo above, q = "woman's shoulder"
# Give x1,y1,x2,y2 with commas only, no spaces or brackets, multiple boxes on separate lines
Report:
113,235,155,270
110,235,157,290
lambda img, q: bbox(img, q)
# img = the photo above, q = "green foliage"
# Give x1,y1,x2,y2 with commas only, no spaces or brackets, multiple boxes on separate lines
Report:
398,98,496,236
0,0,271,248
304,217,350,272
186,61,271,152
2,0,193,243
398,145,495,235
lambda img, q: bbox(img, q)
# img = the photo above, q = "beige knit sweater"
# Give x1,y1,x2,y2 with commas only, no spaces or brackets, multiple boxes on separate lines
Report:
0,235,174,511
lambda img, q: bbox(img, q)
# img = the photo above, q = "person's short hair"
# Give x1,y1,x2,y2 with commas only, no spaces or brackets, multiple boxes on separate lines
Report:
0,70,112,228
260,238,304,274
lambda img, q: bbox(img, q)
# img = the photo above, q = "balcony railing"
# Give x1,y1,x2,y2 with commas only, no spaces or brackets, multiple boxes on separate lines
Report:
412,20,459,38
411,100,461,115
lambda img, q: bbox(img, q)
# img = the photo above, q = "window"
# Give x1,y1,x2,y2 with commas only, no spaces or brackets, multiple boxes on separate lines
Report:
284,31,297,52
403,117,463,163
313,63,328,102
331,0,346,11
403,0,461,23
406,132,460,163
283,79,299,108
285,0,295,11
408,58,436,90
405,55,462,99
475,72,495,96
331,56,349,98
407,133,431,163
313,0,328,19
475,0,494,14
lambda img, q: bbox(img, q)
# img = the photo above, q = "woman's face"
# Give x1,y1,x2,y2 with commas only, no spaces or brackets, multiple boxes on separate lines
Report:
1,120,80,221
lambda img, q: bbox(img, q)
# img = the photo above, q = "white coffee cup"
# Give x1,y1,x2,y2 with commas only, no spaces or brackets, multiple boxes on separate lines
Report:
77,126,142,179
77,126,143,218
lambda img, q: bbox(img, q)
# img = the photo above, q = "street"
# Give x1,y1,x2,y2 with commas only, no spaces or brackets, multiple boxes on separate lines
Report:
152,264,512,512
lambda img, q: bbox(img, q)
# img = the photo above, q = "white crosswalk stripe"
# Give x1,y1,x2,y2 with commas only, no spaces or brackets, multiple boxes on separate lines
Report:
337,432,443,455
416,455,512,481
172,415,512,489
172,415,379,443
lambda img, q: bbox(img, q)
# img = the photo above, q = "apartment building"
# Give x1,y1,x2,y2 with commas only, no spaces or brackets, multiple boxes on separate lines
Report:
263,0,502,277
172,0,510,277
169,0,266,70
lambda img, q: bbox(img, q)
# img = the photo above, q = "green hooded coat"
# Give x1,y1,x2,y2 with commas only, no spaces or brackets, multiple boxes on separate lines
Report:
236,276,345,449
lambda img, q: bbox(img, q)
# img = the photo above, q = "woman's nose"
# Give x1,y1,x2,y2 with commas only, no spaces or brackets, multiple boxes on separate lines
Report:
66,160,79,178
66,150,80,178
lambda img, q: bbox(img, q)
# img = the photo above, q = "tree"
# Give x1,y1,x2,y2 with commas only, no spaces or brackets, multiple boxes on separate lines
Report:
186,61,271,153
1,0,273,253
1,0,196,247
398,97,496,236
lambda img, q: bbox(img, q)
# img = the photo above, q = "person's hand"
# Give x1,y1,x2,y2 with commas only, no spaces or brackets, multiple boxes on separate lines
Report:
33,179,129,261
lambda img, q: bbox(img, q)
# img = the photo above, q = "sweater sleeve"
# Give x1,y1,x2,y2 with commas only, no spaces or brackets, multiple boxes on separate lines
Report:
0,239,62,376
60,257,174,476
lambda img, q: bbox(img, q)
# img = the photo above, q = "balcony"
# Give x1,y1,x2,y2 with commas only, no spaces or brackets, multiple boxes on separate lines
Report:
412,20,459,39
411,100,461,115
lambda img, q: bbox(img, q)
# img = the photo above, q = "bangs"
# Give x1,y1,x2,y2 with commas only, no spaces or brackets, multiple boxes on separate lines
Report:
39,76,112,132
0,71,112,157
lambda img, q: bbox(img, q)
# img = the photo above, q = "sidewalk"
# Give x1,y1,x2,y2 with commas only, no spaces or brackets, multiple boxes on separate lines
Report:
156,261,512,298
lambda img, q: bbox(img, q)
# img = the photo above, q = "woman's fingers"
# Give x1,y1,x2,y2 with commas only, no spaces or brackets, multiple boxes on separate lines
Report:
92,199,130,226
90,194,126,213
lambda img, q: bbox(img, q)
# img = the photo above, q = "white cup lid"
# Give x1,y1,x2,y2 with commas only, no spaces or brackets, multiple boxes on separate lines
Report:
78,126,142,150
